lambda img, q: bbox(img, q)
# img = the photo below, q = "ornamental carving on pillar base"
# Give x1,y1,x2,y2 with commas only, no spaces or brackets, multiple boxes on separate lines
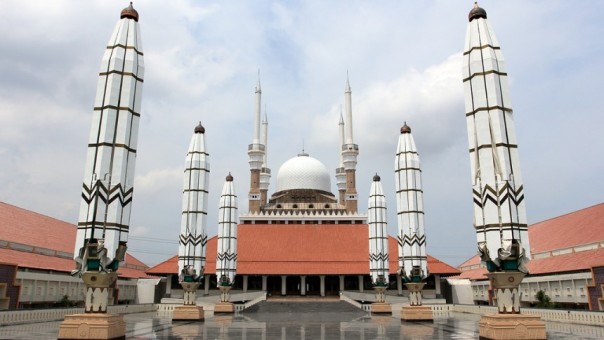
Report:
172,282,204,321
405,282,425,306
58,271,125,339
401,282,432,321
371,286,392,314
486,272,525,313
180,282,201,305
82,271,117,313
478,272,546,339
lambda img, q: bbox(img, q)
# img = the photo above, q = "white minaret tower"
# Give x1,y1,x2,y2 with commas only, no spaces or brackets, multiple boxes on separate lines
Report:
216,173,238,309
248,75,265,213
176,123,209,314
259,110,271,207
395,123,429,308
368,174,389,304
463,3,534,320
342,76,359,212
335,111,347,205
71,1,143,313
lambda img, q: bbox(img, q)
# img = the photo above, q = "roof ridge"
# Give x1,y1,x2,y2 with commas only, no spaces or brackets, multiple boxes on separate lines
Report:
0,200,75,226
531,202,604,225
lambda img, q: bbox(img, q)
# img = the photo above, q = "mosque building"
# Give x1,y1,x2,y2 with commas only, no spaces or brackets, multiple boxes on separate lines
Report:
147,77,460,298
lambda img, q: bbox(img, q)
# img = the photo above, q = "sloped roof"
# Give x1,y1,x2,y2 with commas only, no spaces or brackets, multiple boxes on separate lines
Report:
456,203,604,280
529,203,604,253
456,248,604,280
0,201,151,279
147,224,460,276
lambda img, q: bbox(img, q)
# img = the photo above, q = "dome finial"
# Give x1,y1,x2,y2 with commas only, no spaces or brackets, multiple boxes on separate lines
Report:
400,122,411,134
468,2,487,22
226,172,233,182
194,121,205,134
121,2,139,22
373,173,381,182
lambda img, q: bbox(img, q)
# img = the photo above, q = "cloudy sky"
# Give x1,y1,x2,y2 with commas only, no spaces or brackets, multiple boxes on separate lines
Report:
1,1,602,268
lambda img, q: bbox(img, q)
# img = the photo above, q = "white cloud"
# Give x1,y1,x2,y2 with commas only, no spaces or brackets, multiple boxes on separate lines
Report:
1,0,602,267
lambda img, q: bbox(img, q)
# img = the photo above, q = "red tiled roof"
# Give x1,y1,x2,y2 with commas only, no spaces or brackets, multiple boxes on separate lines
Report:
456,248,604,281
528,248,604,275
146,224,460,276
0,202,76,253
0,201,150,278
456,203,604,280
0,248,151,279
529,203,604,253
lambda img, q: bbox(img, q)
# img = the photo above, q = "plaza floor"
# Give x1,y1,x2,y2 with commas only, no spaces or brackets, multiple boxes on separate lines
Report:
1,302,603,339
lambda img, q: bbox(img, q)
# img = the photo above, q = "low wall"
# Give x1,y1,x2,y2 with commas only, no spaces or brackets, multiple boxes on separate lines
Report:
0,304,157,326
452,304,604,326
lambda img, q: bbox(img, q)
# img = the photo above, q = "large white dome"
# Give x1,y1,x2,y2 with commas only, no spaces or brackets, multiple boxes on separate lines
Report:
275,154,332,192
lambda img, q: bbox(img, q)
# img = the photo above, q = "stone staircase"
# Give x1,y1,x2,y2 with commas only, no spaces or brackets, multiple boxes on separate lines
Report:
241,300,367,321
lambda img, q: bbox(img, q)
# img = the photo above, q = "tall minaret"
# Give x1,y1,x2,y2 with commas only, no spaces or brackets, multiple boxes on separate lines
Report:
248,76,264,213
368,174,389,304
259,110,271,207
335,111,347,205
216,173,238,306
342,76,359,212
463,3,532,316
71,2,143,315
395,123,428,308
177,122,209,309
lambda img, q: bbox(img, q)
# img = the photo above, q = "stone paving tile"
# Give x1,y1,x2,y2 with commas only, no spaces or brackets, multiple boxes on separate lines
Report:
1,309,604,339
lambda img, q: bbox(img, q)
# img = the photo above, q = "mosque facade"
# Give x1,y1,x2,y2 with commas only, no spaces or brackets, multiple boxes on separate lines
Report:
147,77,460,298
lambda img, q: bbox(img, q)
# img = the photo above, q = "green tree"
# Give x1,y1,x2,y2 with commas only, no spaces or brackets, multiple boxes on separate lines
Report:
535,290,552,308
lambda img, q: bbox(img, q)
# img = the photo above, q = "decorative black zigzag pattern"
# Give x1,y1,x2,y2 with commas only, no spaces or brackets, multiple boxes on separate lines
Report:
81,181,133,207
397,234,426,247
216,253,237,261
472,182,524,208
179,234,208,246
369,253,389,262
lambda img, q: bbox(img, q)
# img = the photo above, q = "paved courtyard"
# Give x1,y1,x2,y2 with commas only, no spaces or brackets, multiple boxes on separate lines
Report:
1,302,603,339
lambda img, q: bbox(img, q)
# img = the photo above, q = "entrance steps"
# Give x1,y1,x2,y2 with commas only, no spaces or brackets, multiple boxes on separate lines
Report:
266,295,340,302
241,300,364,314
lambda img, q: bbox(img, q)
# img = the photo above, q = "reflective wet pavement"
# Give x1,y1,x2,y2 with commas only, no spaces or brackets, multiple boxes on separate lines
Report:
1,306,603,339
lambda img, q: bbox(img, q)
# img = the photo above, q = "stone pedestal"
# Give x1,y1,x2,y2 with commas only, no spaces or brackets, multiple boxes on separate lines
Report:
214,302,235,313
400,305,433,321
58,313,125,340
405,282,425,306
371,302,392,314
59,271,124,339
479,314,546,340
172,305,205,321
478,272,546,339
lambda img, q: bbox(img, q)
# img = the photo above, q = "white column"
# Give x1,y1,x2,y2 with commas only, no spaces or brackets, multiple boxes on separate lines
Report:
204,275,210,295
463,3,531,271
262,275,268,291
368,174,389,286
435,274,441,297
216,174,238,287
395,123,428,282
281,276,287,296
339,275,345,292
300,276,306,296
358,275,364,293
320,276,326,297
397,275,403,295
243,275,249,293
166,274,172,295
